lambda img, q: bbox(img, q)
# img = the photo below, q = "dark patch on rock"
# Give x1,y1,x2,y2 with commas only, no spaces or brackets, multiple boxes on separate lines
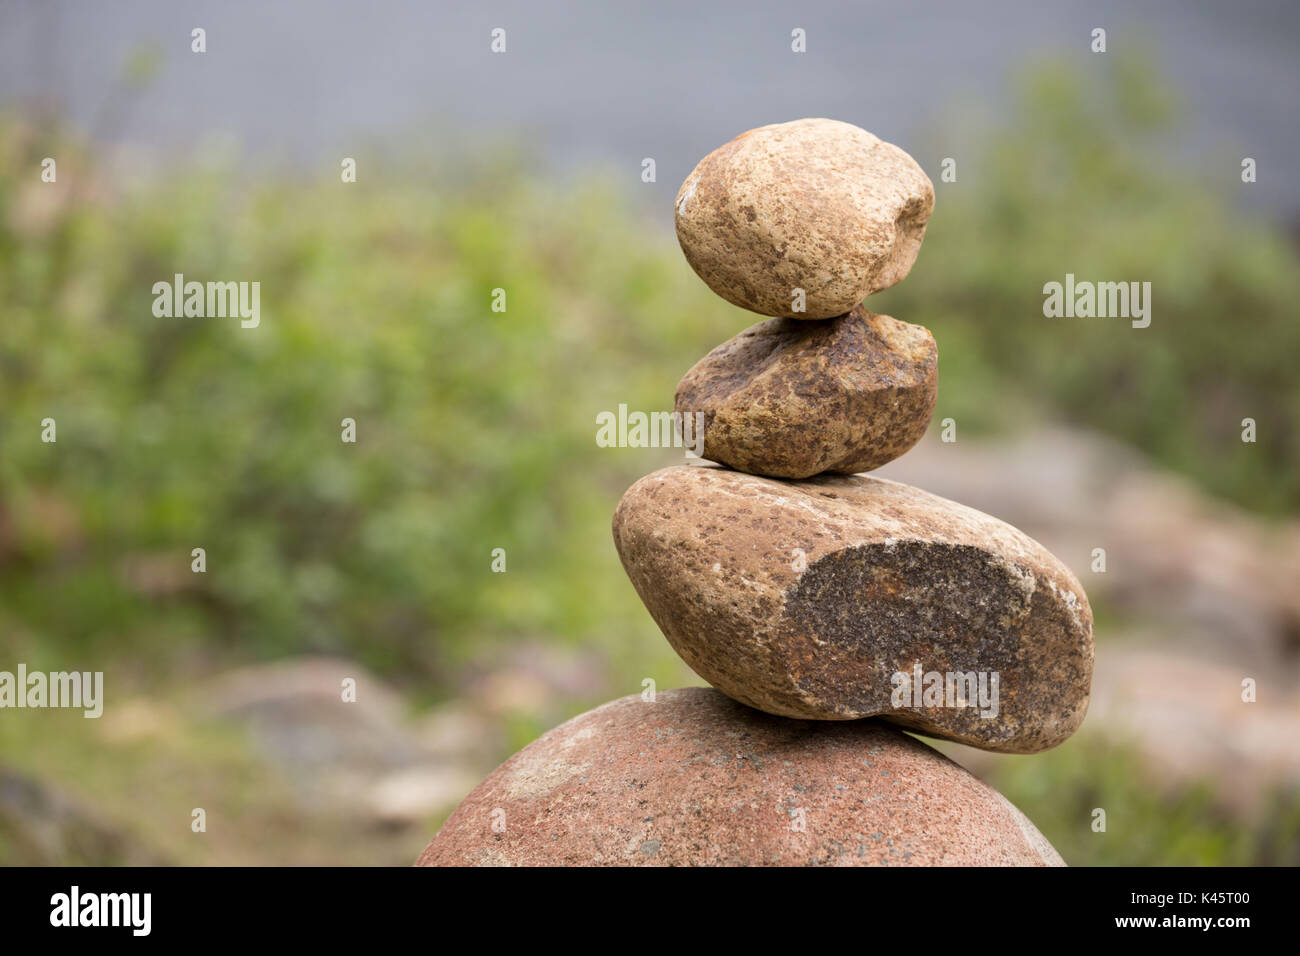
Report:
783,542,1038,742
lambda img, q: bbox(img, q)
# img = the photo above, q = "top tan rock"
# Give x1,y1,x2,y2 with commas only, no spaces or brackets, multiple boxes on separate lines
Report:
675,118,935,319
415,687,1065,867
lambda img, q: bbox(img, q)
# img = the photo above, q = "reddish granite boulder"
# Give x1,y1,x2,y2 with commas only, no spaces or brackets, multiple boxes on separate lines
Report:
416,687,1064,867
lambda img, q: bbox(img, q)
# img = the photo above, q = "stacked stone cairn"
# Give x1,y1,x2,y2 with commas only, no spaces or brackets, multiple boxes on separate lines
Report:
418,119,1094,867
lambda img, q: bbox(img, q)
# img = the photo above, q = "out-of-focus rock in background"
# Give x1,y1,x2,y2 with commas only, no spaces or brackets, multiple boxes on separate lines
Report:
0,767,169,865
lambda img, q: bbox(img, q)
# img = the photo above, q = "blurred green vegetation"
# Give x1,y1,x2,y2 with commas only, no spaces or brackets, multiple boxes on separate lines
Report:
964,738,1300,867
876,56,1300,515
1,57,1297,866
0,121,710,695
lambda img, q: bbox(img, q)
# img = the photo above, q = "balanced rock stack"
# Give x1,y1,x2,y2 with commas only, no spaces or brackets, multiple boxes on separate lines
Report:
418,119,1094,867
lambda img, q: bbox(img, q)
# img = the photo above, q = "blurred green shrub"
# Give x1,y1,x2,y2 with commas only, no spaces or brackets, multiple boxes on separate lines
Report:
876,56,1300,515
982,738,1300,866
0,124,722,690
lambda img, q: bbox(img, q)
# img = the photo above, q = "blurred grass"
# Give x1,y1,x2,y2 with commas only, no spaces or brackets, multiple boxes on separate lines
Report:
1,54,1297,865
959,737,1300,867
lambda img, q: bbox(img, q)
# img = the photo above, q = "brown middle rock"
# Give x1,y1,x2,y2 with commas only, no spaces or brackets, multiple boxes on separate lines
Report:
675,305,937,479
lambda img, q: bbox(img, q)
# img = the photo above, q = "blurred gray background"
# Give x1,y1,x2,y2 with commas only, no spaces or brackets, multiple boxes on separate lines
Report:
3,0,1297,223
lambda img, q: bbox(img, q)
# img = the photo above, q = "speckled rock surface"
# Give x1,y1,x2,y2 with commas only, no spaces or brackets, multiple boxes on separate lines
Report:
612,466,1093,752
675,306,937,478
674,118,934,319
415,687,1064,866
